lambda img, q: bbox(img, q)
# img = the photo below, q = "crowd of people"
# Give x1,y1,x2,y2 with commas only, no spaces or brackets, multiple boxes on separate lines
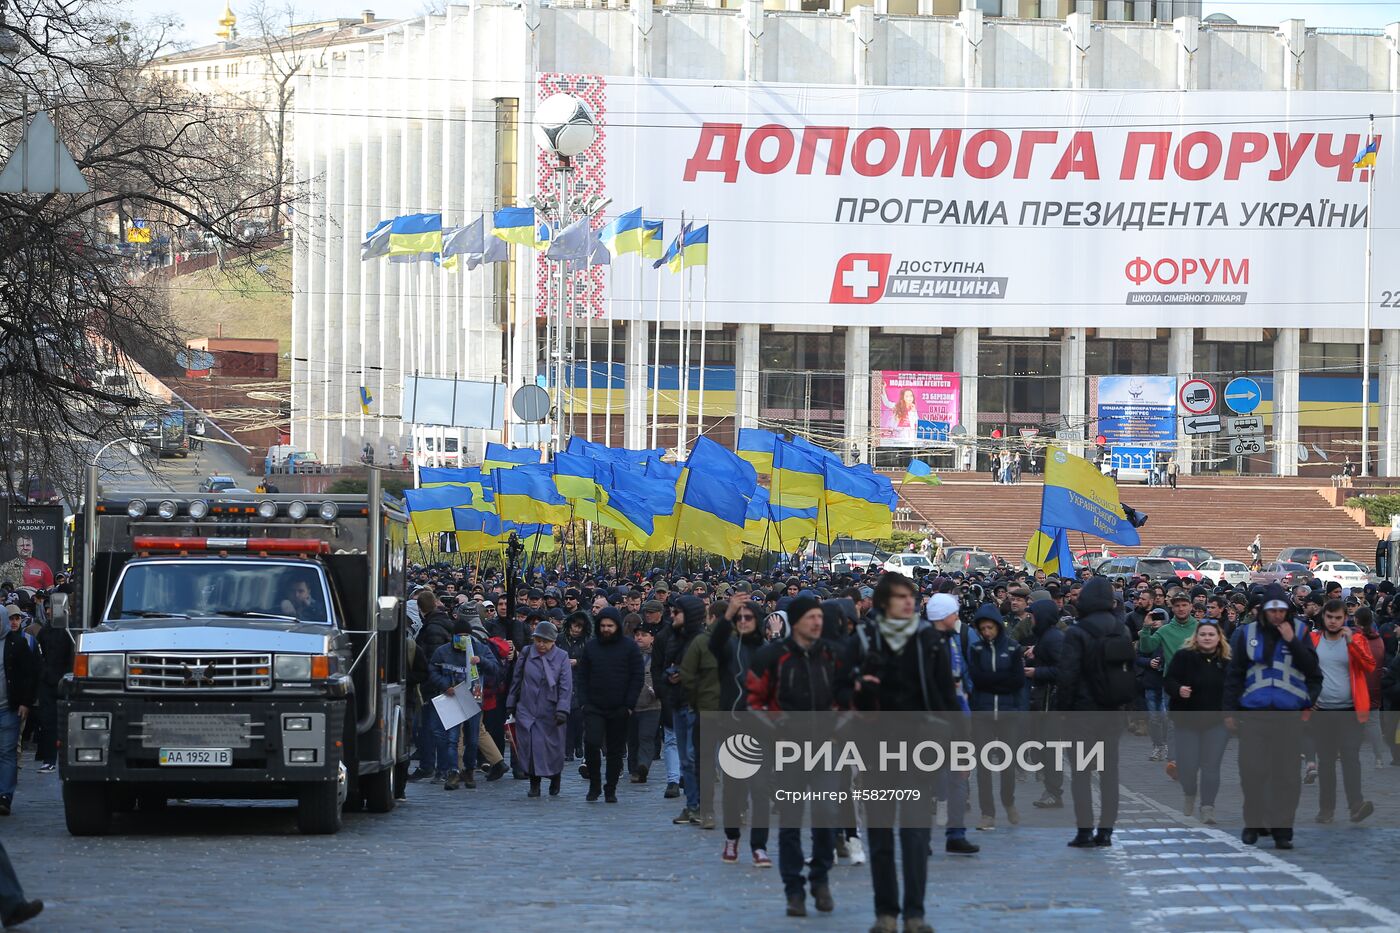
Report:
396,552,1400,931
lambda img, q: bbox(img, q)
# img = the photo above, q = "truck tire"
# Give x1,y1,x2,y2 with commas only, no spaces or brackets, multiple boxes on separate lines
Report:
361,767,396,814
393,760,409,800
63,783,112,836
296,781,342,835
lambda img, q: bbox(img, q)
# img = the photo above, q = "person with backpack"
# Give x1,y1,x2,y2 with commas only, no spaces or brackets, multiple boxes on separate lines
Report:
1055,576,1135,848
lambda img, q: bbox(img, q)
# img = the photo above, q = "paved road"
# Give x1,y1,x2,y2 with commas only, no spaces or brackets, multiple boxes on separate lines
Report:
5,732,1400,931
91,434,252,497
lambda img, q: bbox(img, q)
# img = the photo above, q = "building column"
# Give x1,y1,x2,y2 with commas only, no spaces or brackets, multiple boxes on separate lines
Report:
624,320,649,450
1059,328,1086,458
735,323,761,431
1273,328,1300,476
1168,327,1194,475
954,327,978,466
1379,330,1400,477
959,9,983,88
844,325,871,463
1066,12,1092,90
1174,15,1200,90
852,5,875,87
1278,19,1306,91
743,0,764,81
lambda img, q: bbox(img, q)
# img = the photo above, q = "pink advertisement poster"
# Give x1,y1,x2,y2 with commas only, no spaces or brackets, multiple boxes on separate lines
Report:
872,371,961,447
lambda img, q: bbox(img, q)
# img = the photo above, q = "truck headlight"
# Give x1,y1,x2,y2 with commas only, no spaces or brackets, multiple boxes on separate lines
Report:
75,653,124,679
317,501,338,521
275,655,332,682
127,499,147,518
157,499,179,520
188,499,210,520
287,500,308,520
257,500,278,519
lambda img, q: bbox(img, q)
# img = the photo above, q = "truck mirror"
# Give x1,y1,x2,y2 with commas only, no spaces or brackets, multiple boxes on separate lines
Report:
49,592,69,627
376,595,400,632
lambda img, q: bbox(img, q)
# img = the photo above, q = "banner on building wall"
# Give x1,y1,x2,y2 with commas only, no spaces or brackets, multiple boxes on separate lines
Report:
601,79,1393,328
1095,375,1177,448
871,370,961,447
0,504,62,591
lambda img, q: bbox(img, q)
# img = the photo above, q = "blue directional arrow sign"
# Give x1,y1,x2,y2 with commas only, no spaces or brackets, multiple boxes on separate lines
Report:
1223,377,1261,415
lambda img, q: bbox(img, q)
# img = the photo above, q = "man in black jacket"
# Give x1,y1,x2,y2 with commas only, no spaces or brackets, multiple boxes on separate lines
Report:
413,592,455,782
577,608,643,803
1025,598,1067,809
1055,576,1129,848
657,596,705,817
0,611,37,816
33,610,73,773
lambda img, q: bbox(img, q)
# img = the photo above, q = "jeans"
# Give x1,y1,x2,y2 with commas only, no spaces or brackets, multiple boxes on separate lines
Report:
936,768,970,838
1311,713,1364,814
1143,686,1169,748
1070,731,1120,831
1174,723,1229,805
0,709,18,798
627,708,660,776
778,774,838,897
662,725,681,784
0,840,29,917
458,712,481,774
427,704,461,774
674,706,700,810
414,705,438,770
1362,715,1386,764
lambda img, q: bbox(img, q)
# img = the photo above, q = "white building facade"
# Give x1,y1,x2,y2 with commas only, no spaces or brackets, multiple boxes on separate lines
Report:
291,0,1400,477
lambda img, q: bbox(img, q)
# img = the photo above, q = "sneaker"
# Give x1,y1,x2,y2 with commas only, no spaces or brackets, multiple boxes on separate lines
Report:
847,836,866,865
699,811,716,829
443,770,460,791
36,763,54,775
1182,794,1195,818
1303,762,1318,784
408,766,432,781
1315,809,1334,824
786,895,807,918
904,919,935,933
1350,800,1375,823
1199,805,1217,825
977,814,995,831
1148,745,1164,761
430,770,445,785
722,839,739,863
578,764,591,780
752,848,773,868
486,760,507,782
1376,759,1387,770
673,807,695,825
812,885,834,913
1033,792,1063,809
945,836,980,855
1005,805,1020,826
664,782,681,799
1164,760,1178,781
869,917,898,933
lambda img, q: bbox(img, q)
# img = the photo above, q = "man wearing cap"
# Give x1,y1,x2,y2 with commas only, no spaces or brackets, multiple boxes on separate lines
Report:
0,605,37,816
1224,583,1323,849
1139,590,1199,768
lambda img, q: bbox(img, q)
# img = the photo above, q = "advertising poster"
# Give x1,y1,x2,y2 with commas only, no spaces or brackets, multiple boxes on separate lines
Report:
0,503,63,591
1095,375,1177,448
872,371,961,447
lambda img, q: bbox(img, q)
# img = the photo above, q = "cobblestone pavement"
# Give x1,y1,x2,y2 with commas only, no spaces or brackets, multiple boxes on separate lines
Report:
5,732,1400,932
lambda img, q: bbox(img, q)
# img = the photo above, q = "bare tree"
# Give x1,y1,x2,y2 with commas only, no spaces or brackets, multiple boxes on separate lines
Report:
0,0,294,500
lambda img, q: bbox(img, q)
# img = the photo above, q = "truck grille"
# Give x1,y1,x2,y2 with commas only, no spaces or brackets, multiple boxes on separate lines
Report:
126,653,273,692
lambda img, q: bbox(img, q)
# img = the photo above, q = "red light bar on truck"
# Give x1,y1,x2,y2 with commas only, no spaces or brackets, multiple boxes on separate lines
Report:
132,536,331,555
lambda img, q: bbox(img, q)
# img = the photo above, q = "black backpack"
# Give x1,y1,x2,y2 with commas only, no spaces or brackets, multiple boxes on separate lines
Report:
1085,621,1138,709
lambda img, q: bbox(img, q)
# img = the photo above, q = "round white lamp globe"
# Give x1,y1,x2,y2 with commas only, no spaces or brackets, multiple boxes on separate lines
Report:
534,94,597,159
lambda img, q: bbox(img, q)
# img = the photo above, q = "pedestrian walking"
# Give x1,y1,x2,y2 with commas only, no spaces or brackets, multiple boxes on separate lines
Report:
711,593,772,866
577,608,643,803
626,620,663,784
1306,598,1376,824
0,841,40,928
965,603,1026,830
507,621,573,798
0,606,37,816
1163,619,1230,824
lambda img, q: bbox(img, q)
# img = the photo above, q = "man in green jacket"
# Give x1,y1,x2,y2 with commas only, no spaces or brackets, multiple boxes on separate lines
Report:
1138,590,1198,773
680,606,724,828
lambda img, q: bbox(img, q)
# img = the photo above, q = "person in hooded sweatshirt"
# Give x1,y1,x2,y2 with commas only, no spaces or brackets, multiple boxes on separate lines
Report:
965,602,1027,830
428,621,500,791
1056,576,1132,848
1024,597,1067,809
558,611,592,763
414,591,457,782
662,595,707,825
576,606,643,803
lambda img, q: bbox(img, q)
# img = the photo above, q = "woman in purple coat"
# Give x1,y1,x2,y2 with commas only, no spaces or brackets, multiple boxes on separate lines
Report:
507,621,574,797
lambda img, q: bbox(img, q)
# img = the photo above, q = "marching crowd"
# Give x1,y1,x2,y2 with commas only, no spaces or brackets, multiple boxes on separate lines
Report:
392,554,1400,932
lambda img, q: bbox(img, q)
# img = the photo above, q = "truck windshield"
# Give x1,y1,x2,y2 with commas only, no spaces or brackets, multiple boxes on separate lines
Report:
108,561,331,623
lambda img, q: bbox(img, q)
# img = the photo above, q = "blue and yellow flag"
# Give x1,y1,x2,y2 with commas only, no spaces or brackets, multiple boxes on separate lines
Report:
1355,139,1379,169
641,219,665,260
358,386,373,415
772,438,827,505
492,207,547,249
599,208,648,257
388,213,443,258
419,466,483,490
654,223,688,271
453,508,505,552
821,461,895,542
404,486,477,535
736,428,780,475
361,220,391,260
483,442,541,474
513,522,557,554
1039,446,1140,547
552,452,597,500
903,459,941,486
493,465,570,526
1025,525,1074,577
671,224,708,271
674,438,754,559
126,219,152,244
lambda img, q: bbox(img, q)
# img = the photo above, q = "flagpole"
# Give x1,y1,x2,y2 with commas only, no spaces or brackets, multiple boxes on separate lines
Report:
697,220,709,442
586,243,594,443
651,245,663,450
605,263,615,445
677,212,689,457
1362,114,1375,477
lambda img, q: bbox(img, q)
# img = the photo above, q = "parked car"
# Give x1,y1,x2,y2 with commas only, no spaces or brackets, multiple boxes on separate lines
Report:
1074,549,1117,568
1094,556,1182,584
1146,544,1215,566
1196,559,1253,586
198,475,238,493
1164,557,1203,582
1276,547,1347,568
1251,561,1311,588
883,553,935,577
1312,561,1370,589
831,551,882,574
936,546,996,574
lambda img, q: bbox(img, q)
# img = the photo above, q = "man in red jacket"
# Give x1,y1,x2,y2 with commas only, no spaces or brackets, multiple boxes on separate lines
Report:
1308,599,1376,824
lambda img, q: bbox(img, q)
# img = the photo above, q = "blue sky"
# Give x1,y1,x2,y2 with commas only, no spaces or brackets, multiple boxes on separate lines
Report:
131,1,1400,48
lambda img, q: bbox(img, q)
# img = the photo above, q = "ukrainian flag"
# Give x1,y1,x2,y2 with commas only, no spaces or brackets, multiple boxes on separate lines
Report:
1040,446,1140,546
736,428,781,475
641,219,665,260
552,452,597,500
492,207,546,249
821,461,894,542
404,486,477,535
594,463,675,547
599,208,648,257
420,466,483,492
358,386,373,415
388,213,443,258
1025,525,1073,577
674,438,754,559
453,508,505,552
654,224,687,271
493,465,571,526
1355,139,1379,169
483,442,541,474
513,522,557,554
566,436,665,467
903,459,941,486
127,219,152,244
670,224,708,272
772,438,827,505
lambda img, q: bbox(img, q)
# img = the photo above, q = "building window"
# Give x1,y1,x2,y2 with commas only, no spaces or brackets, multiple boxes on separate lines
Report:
977,339,1061,420
1193,341,1274,377
870,332,953,372
1300,342,1361,376
1085,338,1167,376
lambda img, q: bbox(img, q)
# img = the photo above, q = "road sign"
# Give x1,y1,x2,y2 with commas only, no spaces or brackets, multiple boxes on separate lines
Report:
1224,377,1262,415
1183,414,1222,435
1227,415,1264,436
0,112,89,194
1230,437,1263,456
1179,379,1217,415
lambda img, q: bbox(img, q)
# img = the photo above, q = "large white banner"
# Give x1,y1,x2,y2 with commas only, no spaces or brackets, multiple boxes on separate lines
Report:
600,79,1393,329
